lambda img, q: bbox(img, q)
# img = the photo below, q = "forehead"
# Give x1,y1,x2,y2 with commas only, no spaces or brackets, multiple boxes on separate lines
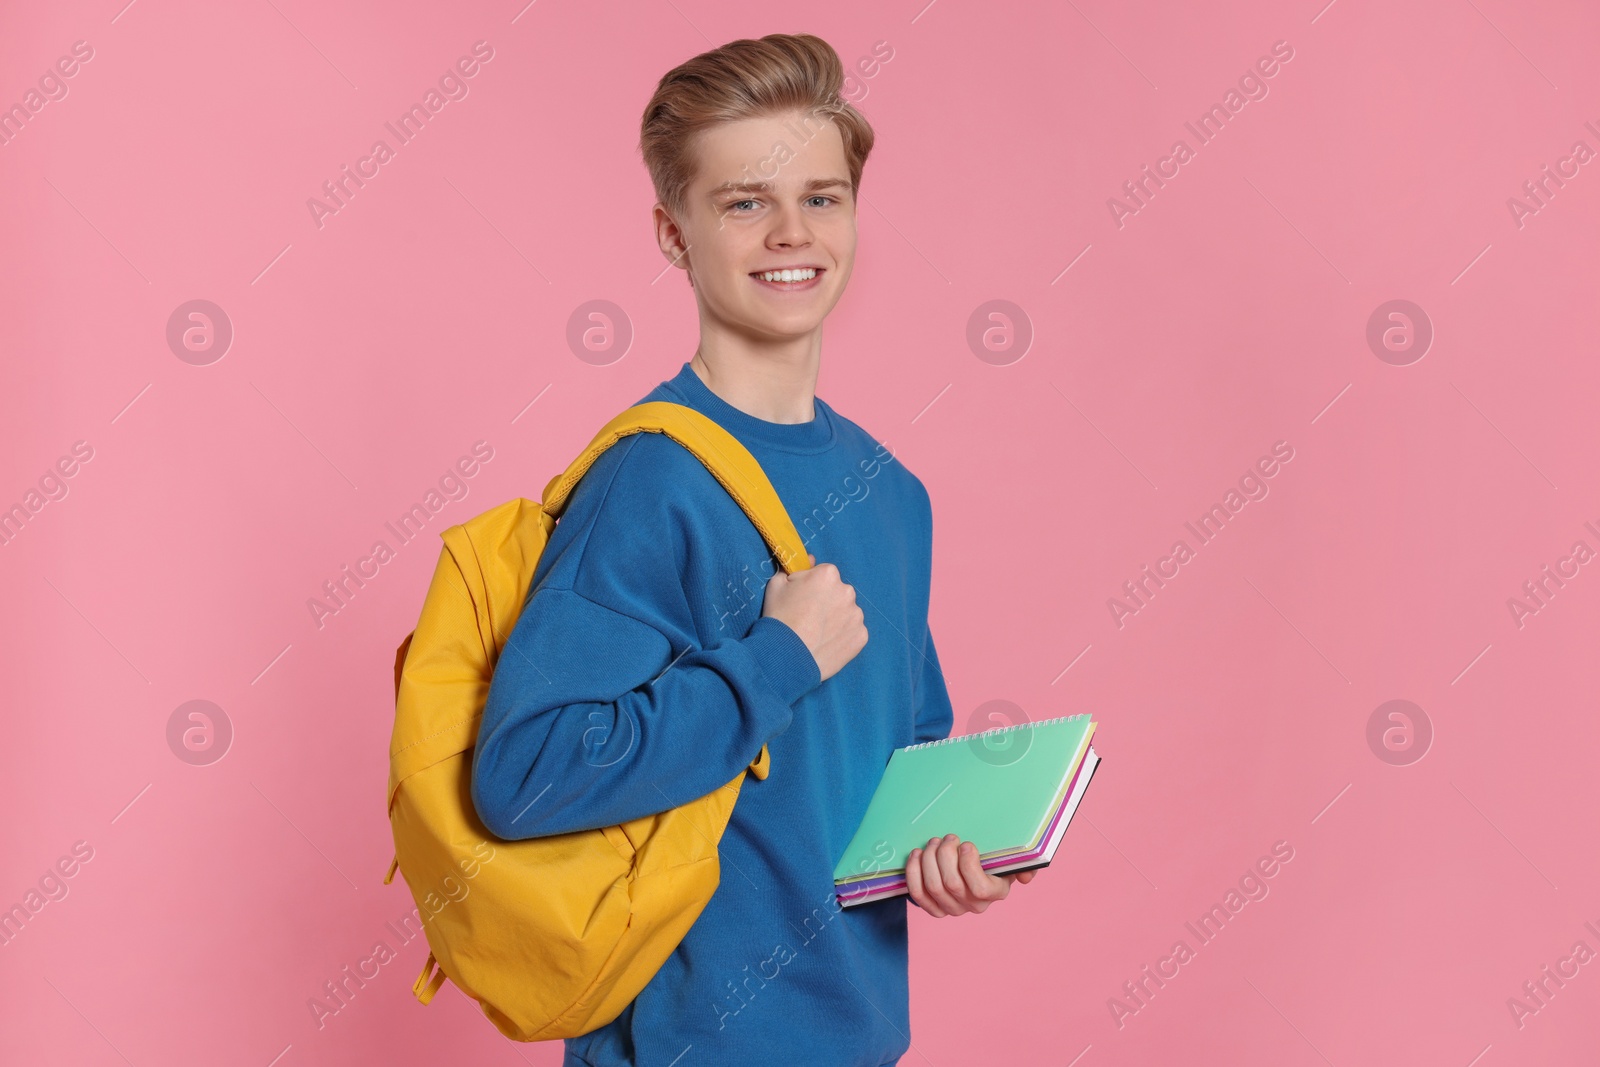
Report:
688,111,849,193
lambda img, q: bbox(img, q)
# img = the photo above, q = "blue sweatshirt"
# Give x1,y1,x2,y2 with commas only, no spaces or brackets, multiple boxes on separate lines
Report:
471,361,953,1067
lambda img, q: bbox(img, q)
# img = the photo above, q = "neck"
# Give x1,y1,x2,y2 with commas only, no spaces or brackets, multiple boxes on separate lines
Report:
689,321,820,425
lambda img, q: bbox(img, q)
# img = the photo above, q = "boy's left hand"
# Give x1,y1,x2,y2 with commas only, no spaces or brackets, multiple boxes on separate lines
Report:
905,834,1038,917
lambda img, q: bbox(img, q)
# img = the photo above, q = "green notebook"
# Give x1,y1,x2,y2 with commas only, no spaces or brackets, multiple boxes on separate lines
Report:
833,713,1097,885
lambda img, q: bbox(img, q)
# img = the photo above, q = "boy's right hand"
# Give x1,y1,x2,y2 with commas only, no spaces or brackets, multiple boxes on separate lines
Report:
761,553,868,682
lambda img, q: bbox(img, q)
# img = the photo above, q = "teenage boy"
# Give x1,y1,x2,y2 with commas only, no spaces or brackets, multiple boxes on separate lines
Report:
471,33,1034,1067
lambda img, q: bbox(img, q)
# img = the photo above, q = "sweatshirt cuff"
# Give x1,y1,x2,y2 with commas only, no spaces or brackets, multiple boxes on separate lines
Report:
740,616,823,706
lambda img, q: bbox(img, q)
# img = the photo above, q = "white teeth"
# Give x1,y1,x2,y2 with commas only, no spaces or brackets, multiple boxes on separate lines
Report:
758,268,816,283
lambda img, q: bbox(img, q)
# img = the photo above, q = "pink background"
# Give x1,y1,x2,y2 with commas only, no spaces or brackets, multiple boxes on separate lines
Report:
3,0,1598,1063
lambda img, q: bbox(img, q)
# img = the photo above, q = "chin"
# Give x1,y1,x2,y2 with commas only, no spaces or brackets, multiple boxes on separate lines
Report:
745,311,829,341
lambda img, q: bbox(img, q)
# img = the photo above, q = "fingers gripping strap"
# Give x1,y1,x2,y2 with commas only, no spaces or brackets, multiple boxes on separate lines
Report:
540,403,811,575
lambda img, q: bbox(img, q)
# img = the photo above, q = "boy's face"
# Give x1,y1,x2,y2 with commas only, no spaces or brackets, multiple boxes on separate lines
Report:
656,110,857,344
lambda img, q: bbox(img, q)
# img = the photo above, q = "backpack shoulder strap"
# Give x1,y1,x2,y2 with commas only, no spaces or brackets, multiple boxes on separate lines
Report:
541,401,811,576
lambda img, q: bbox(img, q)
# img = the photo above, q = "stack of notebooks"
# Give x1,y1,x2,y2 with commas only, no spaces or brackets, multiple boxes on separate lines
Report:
832,713,1099,907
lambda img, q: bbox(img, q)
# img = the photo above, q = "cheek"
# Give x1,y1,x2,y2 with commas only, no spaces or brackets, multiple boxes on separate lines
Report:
688,233,744,285
826,222,858,273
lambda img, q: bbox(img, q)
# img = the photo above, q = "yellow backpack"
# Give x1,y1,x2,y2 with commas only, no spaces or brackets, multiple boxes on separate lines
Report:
384,401,811,1041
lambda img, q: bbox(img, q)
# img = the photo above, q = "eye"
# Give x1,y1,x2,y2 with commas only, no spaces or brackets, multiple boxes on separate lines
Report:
806,195,836,207
729,199,759,212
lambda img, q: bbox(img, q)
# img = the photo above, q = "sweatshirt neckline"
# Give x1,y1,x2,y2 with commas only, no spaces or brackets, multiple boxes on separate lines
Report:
659,361,837,455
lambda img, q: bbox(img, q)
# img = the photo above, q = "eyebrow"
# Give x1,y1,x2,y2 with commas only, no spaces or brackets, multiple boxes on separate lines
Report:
706,177,853,198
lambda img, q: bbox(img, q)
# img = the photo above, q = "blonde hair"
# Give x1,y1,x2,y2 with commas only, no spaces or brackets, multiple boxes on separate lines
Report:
639,33,876,218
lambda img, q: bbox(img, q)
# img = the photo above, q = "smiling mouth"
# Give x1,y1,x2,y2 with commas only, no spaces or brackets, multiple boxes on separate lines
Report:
750,267,824,290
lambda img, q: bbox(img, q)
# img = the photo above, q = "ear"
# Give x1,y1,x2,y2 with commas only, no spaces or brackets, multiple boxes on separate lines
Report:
653,203,691,278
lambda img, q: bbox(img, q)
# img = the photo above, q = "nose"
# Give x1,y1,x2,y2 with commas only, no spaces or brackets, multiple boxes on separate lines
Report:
766,200,813,250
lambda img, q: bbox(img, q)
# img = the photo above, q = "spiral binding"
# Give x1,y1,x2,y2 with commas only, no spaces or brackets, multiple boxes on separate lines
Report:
903,712,1092,751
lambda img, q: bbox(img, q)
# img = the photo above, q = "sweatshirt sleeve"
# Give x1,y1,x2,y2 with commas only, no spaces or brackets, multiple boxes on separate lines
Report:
469,437,823,841
910,623,955,746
